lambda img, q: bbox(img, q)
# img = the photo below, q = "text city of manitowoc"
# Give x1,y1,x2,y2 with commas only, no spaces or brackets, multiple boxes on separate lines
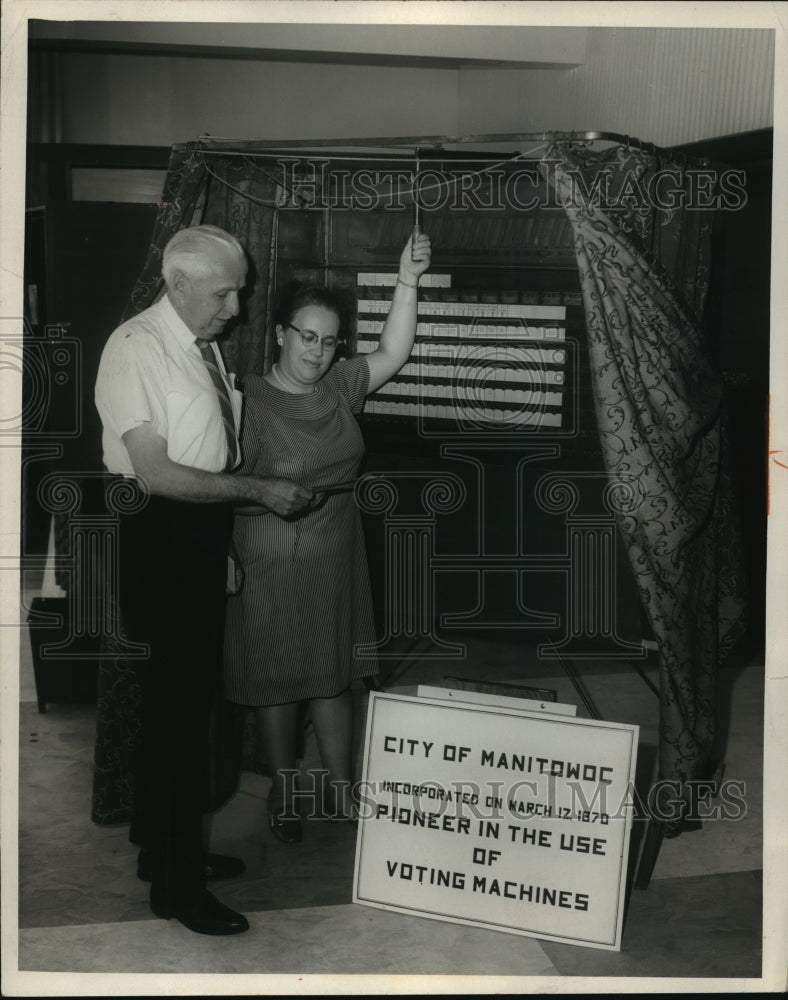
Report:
353,692,639,950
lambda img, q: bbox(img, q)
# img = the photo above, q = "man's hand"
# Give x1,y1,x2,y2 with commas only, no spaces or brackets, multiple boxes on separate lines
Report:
121,425,314,514
248,476,314,517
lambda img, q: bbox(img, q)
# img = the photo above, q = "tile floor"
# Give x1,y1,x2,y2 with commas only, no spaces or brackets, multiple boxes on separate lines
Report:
6,585,778,995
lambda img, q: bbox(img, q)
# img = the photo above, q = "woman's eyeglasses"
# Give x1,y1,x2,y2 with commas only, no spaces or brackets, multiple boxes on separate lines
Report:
285,323,339,352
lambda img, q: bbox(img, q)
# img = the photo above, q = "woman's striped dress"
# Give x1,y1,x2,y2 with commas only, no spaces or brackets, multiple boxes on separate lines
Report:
223,355,377,706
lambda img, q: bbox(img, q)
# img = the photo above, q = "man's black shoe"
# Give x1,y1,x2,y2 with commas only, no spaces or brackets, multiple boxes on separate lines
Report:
137,849,246,883
149,888,250,935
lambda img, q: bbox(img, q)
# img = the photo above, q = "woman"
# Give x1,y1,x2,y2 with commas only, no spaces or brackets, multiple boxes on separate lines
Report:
224,232,431,842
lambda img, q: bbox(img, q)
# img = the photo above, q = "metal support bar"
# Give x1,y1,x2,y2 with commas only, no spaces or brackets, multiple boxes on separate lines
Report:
174,129,668,157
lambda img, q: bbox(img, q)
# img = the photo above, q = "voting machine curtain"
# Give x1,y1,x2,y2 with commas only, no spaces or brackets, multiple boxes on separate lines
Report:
93,136,750,829
122,144,283,377
540,142,748,815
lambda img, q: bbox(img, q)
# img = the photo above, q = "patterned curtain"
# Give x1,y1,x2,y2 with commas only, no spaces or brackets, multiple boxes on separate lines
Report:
540,143,748,821
122,148,282,374
122,145,209,319
200,156,283,377
93,149,282,824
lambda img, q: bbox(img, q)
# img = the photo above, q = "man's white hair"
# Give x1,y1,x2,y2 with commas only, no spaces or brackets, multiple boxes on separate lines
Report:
162,225,245,284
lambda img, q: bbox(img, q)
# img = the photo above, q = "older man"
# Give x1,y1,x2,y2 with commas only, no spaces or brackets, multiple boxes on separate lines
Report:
95,225,312,935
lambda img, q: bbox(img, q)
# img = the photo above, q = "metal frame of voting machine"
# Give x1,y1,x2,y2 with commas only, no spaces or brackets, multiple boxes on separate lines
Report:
353,690,639,951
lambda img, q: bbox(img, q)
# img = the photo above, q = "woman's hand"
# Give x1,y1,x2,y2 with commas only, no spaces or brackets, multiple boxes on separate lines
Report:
365,230,431,395
399,232,432,285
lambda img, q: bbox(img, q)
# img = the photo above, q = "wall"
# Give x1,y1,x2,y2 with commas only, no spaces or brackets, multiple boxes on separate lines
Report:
36,26,774,149
54,52,462,146
457,27,775,147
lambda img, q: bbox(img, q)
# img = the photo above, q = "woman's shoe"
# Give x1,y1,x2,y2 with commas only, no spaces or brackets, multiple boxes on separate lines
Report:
267,794,303,844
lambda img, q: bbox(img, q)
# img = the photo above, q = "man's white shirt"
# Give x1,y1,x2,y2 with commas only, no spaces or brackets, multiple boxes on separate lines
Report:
95,294,242,476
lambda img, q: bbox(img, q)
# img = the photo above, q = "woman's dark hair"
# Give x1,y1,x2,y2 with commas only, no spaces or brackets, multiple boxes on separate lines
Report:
274,281,350,340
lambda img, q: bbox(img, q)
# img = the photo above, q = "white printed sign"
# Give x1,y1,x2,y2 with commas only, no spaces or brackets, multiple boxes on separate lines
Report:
353,691,639,951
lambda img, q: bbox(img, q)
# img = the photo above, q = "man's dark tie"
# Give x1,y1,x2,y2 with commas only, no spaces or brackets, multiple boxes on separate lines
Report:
196,340,239,472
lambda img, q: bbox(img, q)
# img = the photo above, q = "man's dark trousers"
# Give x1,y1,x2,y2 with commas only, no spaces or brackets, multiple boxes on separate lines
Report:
116,491,233,905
